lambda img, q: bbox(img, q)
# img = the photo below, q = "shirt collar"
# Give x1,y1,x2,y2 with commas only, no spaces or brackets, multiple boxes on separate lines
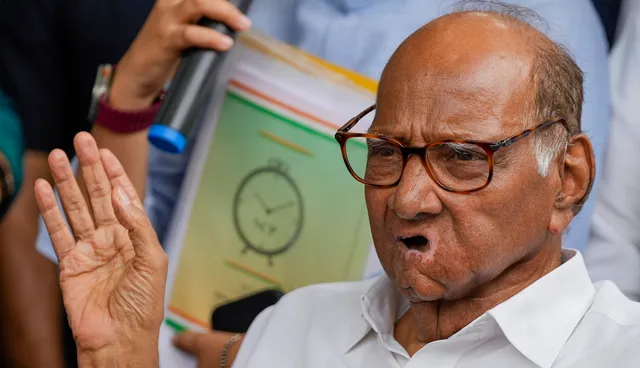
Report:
344,249,596,368
488,249,595,368
343,274,406,353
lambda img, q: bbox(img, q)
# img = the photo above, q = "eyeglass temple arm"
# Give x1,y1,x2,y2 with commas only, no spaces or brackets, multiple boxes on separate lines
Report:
339,104,376,132
488,120,562,151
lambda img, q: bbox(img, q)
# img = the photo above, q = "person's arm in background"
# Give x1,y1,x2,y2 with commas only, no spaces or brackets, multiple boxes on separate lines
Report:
85,126,150,204
531,0,611,253
0,0,67,366
584,0,640,300
90,0,252,241
0,90,23,219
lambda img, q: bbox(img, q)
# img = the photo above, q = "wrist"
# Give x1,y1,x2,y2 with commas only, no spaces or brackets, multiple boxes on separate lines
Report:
220,334,244,368
109,71,159,111
108,51,167,111
227,337,243,364
77,341,159,368
91,63,165,134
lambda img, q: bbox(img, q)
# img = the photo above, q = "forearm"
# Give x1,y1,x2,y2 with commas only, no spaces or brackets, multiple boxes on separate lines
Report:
87,63,161,200
90,125,149,198
0,152,64,368
0,245,63,367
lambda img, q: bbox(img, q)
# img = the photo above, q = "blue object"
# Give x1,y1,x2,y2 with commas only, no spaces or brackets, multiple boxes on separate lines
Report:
148,124,187,154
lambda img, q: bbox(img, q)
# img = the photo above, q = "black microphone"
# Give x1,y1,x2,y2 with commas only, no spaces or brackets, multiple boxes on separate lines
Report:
148,0,254,153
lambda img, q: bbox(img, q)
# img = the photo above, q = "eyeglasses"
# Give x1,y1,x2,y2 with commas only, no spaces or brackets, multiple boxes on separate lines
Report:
334,104,566,193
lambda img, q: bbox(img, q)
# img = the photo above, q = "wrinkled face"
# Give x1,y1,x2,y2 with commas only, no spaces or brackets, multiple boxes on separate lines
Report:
365,17,563,302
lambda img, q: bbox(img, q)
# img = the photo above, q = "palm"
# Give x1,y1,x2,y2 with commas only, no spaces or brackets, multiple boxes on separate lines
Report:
35,133,167,352
59,224,136,347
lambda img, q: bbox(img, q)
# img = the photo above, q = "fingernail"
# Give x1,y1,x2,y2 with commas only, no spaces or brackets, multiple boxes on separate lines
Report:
221,35,234,49
238,15,252,29
117,187,131,207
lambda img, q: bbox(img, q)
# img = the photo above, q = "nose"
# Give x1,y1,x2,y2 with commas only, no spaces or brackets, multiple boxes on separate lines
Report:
388,155,443,221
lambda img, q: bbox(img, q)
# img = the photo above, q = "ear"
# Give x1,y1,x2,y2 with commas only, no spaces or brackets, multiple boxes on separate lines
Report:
548,133,595,234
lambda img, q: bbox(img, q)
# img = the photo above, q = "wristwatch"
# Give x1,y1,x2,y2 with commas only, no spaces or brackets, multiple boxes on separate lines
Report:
87,64,114,123
88,64,164,133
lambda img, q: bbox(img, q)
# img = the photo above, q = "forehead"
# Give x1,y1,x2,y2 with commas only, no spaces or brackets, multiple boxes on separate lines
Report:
371,14,537,142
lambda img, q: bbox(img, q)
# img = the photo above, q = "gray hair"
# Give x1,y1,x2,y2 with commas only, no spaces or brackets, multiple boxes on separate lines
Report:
450,1,584,186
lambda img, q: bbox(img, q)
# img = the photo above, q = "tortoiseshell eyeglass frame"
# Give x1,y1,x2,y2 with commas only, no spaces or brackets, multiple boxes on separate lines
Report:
334,104,567,194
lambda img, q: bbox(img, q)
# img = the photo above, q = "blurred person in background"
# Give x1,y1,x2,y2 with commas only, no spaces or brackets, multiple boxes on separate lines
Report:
0,0,611,367
0,89,24,363
591,0,623,48
0,89,23,219
585,0,640,300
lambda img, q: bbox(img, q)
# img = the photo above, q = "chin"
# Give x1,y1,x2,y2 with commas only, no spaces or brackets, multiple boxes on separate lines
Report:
399,286,446,303
390,267,449,302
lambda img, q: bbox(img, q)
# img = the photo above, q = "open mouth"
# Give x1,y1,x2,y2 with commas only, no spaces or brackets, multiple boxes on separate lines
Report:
398,235,429,252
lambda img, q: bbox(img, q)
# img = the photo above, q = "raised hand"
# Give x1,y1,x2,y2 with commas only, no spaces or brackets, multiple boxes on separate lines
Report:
34,132,168,366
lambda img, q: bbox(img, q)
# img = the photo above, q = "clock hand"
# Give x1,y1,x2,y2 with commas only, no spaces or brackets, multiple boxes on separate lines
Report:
255,193,270,213
267,201,294,215
255,217,267,232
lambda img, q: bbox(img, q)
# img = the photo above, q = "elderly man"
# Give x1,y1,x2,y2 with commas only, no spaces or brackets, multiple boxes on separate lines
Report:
35,4,638,368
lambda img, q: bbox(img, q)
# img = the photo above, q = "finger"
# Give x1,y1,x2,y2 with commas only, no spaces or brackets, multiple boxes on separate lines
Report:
74,133,118,226
172,331,201,353
173,24,236,52
112,186,163,261
100,149,143,209
175,0,252,31
34,179,75,258
48,149,95,239
173,331,224,354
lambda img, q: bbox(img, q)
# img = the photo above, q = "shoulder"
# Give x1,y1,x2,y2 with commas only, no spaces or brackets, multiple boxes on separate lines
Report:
557,282,640,365
571,281,640,345
588,281,640,326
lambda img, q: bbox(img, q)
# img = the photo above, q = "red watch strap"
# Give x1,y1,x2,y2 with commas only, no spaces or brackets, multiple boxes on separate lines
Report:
94,94,163,133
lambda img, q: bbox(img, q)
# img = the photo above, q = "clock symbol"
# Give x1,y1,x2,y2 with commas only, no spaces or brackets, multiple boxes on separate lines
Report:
232,158,304,266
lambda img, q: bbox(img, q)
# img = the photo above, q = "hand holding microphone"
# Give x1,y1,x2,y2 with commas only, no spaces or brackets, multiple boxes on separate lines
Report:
150,0,254,152
108,0,252,123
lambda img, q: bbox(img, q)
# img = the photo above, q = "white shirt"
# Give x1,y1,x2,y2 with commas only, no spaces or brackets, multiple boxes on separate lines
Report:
233,250,640,367
584,0,640,301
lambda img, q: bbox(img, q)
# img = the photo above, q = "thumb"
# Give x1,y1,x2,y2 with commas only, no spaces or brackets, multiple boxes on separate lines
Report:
172,331,205,354
112,186,162,260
